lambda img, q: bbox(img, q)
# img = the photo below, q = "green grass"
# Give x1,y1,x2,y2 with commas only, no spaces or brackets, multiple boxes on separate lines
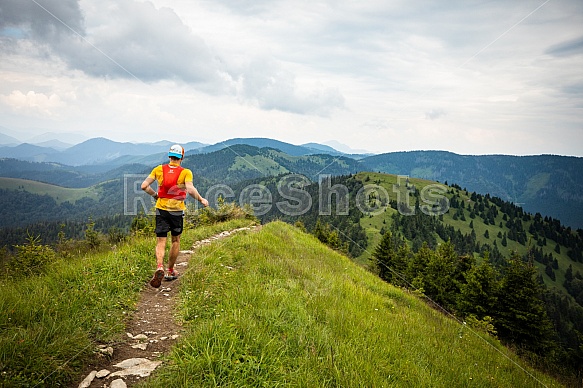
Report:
0,177,99,204
146,222,561,387
0,218,255,387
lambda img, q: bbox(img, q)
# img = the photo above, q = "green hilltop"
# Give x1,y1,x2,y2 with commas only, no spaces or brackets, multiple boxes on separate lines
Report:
0,176,100,204
0,220,562,387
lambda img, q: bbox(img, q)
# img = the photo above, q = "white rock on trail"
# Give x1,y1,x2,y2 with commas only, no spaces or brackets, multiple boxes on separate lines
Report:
109,378,127,388
78,370,96,388
111,358,162,378
96,369,110,378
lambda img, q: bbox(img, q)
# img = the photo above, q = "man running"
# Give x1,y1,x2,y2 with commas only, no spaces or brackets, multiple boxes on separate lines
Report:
141,144,209,288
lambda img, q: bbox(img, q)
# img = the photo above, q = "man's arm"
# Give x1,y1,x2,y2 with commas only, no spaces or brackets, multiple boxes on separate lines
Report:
141,177,158,199
186,181,209,207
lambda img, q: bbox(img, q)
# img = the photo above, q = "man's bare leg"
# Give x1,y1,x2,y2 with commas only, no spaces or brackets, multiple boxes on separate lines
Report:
168,234,180,270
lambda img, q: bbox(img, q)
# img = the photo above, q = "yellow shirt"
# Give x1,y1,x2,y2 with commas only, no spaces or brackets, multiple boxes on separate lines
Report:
148,162,194,211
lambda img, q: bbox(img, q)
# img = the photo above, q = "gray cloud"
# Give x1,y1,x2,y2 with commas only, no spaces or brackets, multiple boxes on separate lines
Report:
1,0,344,114
0,0,84,40
59,1,232,93
241,58,344,116
546,36,583,57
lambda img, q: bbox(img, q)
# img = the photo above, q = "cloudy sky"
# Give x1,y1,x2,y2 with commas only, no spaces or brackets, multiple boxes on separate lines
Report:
0,0,582,155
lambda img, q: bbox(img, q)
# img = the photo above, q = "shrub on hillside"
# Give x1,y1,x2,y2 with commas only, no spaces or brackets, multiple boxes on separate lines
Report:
186,199,256,227
13,234,56,276
130,210,155,235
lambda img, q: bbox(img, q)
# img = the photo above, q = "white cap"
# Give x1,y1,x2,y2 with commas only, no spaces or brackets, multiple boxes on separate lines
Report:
168,144,184,159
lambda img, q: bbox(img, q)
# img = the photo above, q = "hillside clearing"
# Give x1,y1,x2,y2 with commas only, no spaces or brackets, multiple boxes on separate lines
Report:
0,177,99,204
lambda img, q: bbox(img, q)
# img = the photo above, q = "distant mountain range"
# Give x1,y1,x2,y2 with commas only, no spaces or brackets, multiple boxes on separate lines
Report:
0,137,208,166
0,135,372,166
0,135,582,228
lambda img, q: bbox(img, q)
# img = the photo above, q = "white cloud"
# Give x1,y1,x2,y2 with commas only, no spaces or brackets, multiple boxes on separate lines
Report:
0,90,65,116
0,0,582,156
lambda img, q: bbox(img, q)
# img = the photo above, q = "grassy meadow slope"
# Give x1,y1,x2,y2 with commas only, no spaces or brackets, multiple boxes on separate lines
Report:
355,172,583,292
0,177,100,204
146,222,559,387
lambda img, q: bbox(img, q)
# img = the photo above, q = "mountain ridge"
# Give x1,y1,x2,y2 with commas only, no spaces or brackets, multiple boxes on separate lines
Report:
1,137,582,228
361,151,583,228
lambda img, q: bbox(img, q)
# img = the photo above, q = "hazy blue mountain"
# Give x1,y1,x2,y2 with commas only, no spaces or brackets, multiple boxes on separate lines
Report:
0,137,207,166
361,151,583,228
0,130,20,146
25,131,89,145
0,143,58,162
50,138,167,165
40,138,204,166
34,139,73,151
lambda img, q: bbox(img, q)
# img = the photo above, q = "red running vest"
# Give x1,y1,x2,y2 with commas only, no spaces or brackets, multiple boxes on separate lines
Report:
158,164,187,200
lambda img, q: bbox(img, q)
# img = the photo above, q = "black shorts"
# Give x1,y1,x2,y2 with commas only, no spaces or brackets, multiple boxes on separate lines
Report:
155,209,184,237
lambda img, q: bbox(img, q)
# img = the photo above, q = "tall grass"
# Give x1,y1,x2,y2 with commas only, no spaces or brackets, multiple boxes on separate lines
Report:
0,218,255,387
147,222,561,387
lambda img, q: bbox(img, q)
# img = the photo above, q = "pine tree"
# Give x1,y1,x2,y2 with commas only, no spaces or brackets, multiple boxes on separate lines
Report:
458,253,500,318
372,231,399,283
494,255,557,354
458,252,500,320
422,241,462,309
407,242,432,290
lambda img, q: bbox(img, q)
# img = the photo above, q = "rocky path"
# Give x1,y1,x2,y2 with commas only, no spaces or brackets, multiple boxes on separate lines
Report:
75,225,259,388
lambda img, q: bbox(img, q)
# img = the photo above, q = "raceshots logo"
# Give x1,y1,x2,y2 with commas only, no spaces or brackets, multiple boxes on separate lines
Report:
123,174,449,217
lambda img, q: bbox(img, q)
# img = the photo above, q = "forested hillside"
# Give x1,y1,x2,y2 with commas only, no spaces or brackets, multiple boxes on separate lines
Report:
181,144,361,184
360,151,583,228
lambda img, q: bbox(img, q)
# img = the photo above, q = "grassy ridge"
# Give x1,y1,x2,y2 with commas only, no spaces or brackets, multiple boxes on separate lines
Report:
0,219,254,387
146,222,560,387
0,177,99,204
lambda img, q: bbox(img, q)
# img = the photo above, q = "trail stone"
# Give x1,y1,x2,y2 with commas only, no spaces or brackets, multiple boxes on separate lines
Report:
95,369,110,378
78,370,96,388
133,334,148,340
114,358,150,369
111,358,162,378
131,343,148,350
109,379,127,388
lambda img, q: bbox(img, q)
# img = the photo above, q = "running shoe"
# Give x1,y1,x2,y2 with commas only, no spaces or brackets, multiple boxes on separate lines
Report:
150,267,165,288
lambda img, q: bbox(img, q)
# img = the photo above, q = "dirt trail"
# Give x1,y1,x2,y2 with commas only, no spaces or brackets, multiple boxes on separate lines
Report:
75,225,260,388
